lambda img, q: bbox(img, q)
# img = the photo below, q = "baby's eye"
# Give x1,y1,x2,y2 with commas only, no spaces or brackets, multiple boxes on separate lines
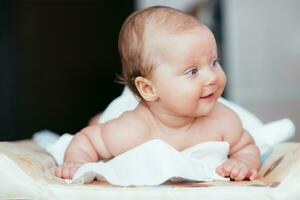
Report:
185,67,199,77
211,58,220,68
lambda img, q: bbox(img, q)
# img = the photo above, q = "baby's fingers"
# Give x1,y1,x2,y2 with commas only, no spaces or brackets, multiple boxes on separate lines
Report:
229,164,241,180
54,165,71,179
216,165,229,177
55,166,63,178
247,169,258,180
216,162,234,177
69,163,82,178
55,163,82,179
234,167,248,181
62,164,72,179
216,166,224,177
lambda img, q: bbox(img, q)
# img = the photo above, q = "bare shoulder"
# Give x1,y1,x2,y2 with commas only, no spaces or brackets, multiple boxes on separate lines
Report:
101,107,150,157
212,102,243,146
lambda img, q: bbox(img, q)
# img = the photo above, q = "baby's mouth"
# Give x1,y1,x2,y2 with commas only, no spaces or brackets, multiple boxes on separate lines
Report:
200,91,217,99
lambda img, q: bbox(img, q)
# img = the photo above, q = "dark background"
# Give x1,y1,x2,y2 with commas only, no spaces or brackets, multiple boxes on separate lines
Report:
0,0,134,140
1,0,223,141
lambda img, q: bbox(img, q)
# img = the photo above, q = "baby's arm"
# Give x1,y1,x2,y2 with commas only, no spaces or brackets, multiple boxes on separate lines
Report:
216,105,260,181
217,130,260,181
55,125,112,179
55,111,149,179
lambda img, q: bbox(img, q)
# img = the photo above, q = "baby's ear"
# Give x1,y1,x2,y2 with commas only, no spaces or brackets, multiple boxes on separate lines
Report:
135,76,158,102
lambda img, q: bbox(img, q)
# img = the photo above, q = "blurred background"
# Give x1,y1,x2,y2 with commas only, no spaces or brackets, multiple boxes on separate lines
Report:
1,0,299,141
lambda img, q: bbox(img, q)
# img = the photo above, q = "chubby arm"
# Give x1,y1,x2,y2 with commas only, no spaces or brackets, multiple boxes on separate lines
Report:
217,130,261,181
65,125,114,162
55,125,112,179
55,111,149,179
228,130,260,172
216,104,260,181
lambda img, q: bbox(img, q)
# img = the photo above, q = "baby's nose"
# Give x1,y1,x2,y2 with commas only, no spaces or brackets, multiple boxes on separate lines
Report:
203,68,217,85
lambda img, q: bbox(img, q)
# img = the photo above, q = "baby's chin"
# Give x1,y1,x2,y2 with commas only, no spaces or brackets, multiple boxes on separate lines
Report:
194,101,218,117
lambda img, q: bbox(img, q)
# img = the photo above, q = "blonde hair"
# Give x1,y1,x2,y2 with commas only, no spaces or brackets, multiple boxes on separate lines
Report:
118,6,201,98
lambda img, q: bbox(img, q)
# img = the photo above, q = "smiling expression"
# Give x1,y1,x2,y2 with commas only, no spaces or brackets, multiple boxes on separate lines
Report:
149,26,226,117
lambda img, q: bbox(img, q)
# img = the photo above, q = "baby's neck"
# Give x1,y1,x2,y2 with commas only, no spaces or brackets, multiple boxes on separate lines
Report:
141,102,197,130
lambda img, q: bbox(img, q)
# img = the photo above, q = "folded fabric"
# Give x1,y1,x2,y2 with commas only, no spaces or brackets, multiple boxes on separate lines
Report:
46,136,229,186
74,140,229,186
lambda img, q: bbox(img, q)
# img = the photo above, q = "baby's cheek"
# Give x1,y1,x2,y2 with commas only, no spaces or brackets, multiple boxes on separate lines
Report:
217,68,226,89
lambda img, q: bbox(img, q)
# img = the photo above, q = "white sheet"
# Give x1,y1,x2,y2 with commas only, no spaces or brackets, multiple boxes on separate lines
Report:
47,137,229,186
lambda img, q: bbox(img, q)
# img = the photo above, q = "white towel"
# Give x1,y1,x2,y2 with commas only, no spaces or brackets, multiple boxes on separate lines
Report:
46,137,229,186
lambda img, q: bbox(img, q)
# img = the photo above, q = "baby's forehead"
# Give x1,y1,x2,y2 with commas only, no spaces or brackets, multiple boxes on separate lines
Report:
146,25,215,51
146,27,217,64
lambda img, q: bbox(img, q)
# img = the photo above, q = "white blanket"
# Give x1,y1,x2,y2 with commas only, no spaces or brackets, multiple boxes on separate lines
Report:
46,136,229,186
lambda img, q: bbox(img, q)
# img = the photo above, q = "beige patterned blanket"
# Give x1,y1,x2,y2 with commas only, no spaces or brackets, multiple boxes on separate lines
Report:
0,140,300,199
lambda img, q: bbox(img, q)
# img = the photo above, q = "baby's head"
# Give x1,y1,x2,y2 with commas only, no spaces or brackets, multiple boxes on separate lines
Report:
118,6,226,116
118,6,201,97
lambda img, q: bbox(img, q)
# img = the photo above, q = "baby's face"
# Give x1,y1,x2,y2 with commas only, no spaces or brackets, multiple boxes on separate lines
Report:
150,26,226,117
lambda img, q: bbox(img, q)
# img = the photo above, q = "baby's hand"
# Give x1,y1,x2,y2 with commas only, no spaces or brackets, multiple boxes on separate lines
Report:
216,158,258,181
55,162,84,179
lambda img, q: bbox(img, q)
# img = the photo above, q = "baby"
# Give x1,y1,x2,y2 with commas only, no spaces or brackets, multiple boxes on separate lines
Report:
55,6,260,182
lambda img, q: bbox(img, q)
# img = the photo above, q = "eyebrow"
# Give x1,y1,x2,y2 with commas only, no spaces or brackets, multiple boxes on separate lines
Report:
183,48,218,66
183,58,199,68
